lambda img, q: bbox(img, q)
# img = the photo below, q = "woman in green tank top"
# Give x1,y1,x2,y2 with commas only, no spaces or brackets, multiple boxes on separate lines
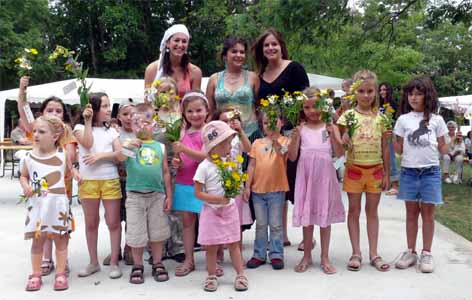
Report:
206,37,260,136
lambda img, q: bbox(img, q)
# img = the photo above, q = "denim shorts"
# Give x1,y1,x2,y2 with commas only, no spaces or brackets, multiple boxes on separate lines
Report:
397,166,443,205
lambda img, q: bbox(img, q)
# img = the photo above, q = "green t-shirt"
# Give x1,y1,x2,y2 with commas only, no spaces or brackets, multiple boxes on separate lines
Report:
125,140,165,192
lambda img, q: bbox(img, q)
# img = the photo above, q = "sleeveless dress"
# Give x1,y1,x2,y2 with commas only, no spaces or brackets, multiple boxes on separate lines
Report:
214,70,258,136
24,149,73,239
292,126,345,228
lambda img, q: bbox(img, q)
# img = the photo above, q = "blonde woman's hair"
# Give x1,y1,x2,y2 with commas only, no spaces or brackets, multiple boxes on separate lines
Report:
352,69,378,110
35,115,67,148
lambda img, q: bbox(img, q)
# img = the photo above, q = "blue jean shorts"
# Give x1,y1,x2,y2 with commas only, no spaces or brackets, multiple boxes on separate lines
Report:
397,166,443,205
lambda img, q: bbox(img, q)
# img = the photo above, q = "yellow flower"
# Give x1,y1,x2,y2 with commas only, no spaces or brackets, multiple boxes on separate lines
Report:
65,63,72,71
213,159,222,166
211,154,220,160
320,90,328,97
225,180,232,188
260,99,269,107
293,91,302,96
30,48,38,55
232,172,241,182
175,95,181,102
242,173,248,182
229,161,236,169
40,179,48,190
152,80,161,88
236,155,244,164
14,58,22,64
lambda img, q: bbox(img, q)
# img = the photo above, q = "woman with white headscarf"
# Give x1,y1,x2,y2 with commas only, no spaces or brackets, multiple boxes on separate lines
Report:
145,24,202,99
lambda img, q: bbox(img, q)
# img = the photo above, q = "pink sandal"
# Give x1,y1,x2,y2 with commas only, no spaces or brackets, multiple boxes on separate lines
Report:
54,272,69,291
25,274,42,292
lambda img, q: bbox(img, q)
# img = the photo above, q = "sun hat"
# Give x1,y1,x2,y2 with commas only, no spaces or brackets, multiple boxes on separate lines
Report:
202,120,236,154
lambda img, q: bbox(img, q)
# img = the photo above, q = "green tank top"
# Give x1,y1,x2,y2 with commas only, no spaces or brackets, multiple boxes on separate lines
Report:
125,140,165,192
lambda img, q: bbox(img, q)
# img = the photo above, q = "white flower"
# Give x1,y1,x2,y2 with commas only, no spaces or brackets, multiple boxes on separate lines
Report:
24,48,31,53
268,95,276,105
283,95,293,104
296,95,306,101
326,98,333,106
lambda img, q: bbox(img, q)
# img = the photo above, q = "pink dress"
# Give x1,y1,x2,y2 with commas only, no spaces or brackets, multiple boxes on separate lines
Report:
292,126,345,227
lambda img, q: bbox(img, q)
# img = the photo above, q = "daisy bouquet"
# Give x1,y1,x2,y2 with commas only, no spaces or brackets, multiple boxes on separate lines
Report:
260,95,281,131
211,154,247,199
343,110,360,152
315,89,334,124
49,45,91,108
280,91,306,126
15,48,39,77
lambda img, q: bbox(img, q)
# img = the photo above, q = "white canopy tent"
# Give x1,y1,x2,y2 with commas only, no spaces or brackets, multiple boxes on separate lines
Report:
0,73,344,140
438,95,472,109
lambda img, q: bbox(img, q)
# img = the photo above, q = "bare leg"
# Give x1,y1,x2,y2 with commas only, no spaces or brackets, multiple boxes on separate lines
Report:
131,247,144,266
405,202,420,251
295,226,314,272
420,203,435,252
103,199,122,266
347,193,362,257
181,211,197,268
42,239,53,263
150,241,164,265
320,226,336,273
31,234,47,274
53,235,68,273
81,199,100,265
206,245,218,276
228,242,245,276
365,192,381,259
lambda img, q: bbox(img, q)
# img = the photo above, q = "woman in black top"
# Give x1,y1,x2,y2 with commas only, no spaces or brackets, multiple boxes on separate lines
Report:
252,28,309,248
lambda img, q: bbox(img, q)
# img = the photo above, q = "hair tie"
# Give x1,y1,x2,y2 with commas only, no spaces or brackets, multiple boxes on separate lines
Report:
181,92,208,104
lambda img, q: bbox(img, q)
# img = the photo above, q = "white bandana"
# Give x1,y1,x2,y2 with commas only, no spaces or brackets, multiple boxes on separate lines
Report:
156,24,190,79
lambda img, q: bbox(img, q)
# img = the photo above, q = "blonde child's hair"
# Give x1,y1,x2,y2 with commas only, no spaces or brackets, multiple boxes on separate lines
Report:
352,69,379,110
35,115,67,148
303,86,321,99
157,76,178,93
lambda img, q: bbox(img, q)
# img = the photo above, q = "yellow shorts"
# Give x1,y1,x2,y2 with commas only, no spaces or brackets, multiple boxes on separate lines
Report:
343,163,383,194
79,179,122,200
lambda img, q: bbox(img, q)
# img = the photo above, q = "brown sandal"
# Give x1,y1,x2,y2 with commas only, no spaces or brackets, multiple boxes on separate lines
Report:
152,263,169,282
370,256,390,272
175,262,195,277
234,275,248,291
347,254,362,271
204,275,218,292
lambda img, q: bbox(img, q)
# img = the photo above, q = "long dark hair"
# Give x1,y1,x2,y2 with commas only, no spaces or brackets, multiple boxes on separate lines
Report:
378,82,394,106
220,37,248,65
40,96,71,124
88,92,109,127
162,35,190,78
400,77,439,121
252,28,289,75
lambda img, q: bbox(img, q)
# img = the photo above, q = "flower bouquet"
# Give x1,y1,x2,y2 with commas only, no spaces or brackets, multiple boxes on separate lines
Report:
211,154,247,199
280,91,306,126
343,110,360,152
260,95,281,131
15,48,38,77
379,103,396,142
49,45,91,108
18,178,48,204
314,89,334,124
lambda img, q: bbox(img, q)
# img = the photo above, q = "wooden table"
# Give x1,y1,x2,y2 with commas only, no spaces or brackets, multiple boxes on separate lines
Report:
0,143,33,178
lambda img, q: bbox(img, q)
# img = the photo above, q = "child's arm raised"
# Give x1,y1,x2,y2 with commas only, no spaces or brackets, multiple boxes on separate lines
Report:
172,142,206,162
17,76,34,133
231,119,251,153
288,126,301,162
73,105,94,149
162,151,173,213
194,181,229,205
243,157,255,202
327,124,344,158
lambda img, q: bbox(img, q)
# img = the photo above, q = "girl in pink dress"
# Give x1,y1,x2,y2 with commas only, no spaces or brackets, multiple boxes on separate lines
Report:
288,87,345,274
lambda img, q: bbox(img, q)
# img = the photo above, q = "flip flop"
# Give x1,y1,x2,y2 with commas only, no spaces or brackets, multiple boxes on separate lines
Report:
320,263,337,275
385,188,398,195
294,261,312,273
370,256,390,272
234,275,248,292
175,262,195,277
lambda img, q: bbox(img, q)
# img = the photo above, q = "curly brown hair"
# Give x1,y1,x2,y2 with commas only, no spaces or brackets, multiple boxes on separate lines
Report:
400,77,438,121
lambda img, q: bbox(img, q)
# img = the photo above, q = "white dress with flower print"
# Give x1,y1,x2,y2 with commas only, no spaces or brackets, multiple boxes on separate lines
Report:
23,149,72,239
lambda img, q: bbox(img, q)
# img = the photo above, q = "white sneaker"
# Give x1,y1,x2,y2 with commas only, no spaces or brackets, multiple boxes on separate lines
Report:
419,251,434,273
109,265,122,279
444,177,452,184
395,249,418,269
78,263,100,277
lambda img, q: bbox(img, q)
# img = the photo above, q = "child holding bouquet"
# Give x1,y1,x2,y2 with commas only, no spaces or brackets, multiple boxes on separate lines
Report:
337,70,391,272
194,121,248,292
